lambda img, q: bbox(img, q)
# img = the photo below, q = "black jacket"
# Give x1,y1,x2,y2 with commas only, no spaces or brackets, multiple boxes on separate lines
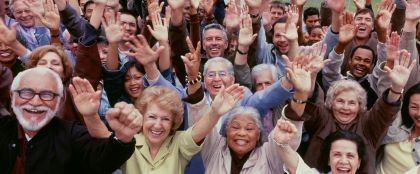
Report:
0,116,135,174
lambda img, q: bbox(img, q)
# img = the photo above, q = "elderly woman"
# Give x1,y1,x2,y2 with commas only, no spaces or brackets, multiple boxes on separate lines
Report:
377,83,420,173
194,106,303,174
122,84,244,174
275,121,366,174
284,50,415,173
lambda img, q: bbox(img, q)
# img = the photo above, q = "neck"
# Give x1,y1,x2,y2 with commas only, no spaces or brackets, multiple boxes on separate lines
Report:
119,42,130,51
354,37,369,46
147,143,162,160
1,59,16,68
23,129,38,139
411,126,420,139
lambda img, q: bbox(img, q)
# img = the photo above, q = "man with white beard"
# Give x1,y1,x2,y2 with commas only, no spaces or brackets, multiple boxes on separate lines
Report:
0,67,142,174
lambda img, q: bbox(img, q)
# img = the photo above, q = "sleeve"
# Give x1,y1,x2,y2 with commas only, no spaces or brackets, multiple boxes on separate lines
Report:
400,31,420,91
322,27,340,60
143,73,187,98
283,102,328,136
369,41,387,95
243,80,294,116
283,155,319,174
0,64,12,108
186,95,211,130
169,20,189,85
363,89,401,147
234,64,252,89
102,65,128,106
201,126,224,166
59,3,86,38
322,49,344,90
177,126,204,160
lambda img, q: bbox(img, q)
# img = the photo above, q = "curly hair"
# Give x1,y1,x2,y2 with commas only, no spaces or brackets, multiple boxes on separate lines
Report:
135,86,183,134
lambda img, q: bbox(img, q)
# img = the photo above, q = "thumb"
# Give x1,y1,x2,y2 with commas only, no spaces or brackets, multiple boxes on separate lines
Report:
155,46,165,56
106,108,121,122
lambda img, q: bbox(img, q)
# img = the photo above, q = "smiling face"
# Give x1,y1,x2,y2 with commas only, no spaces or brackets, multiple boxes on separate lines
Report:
408,94,420,129
142,103,173,148
124,66,144,100
226,115,260,158
12,72,60,132
348,47,374,79
270,6,284,22
354,12,374,40
202,28,228,58
331,91,360,124
120,13,137,42
0,42,17,65
204,62,234,99
254,69,275,91
329,139,361,174
12,0,35,27
273,23,289,54
36,52,65,80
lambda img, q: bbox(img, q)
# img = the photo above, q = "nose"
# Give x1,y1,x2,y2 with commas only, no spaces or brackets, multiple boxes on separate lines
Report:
237,128,247,136
0,43,7,50
279,35,288,42
28,94,43,106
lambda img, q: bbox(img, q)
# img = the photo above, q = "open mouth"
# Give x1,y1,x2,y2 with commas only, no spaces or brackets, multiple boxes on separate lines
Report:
336,167,351,174
234,139,249,146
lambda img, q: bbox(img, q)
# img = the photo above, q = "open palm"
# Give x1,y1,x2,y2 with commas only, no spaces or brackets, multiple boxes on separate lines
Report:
69,77,101,117
211,84,244,116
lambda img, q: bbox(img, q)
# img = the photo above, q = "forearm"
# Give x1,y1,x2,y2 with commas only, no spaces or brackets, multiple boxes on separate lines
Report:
192,109,220,144
189,13,201,47
83,114,112,138
290,91,309,117
68,0,81,16
158,41,171,71
54,0,67,11
144,63,160,80
235,45,249,65
297,6,305,45
50,30,61,46
331,11,341,33
376,28,387,43
287,40,299,60
9,40,30,57
170,7,184,26
89,2,106,29
106,43,119,70
278,145,300,174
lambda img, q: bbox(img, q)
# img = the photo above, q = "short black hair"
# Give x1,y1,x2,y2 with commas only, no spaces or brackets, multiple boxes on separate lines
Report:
319,130,366,173
271,15,288,35
303,7,319,21
349,45,377,67
82,1,94,14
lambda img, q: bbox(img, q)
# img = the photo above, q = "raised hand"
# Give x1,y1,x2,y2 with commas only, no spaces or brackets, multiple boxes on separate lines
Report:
327,0,345,13
238,14,257,47
224,0,240,31
211,84,244,116
245,0,262,9
168,0,185,10
0,20,18,45
201,0,215,16
292,0,307,6
280,18,298,41
190,0,200,10
285,54,312,94
147,12,169,42
273,119,298,145
353,0,366,10
147,0,164,15
181,37,201,77
106,102,143,143
385,32,400,68
288,4,299,25
102,12,123,44
403,0,420,22
69,77,102,117
384,49,416,91
307,42,330,76
30,0,60,31
125,35,165,66
338,13,356,44
25,0,44,16
376,0,396,31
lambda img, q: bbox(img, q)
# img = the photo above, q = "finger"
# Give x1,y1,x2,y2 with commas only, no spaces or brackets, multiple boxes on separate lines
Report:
124,41,138,53
71,77,84,94
129,35,142,47
106,108,121,122
384,65,392,73
408,59,417,72
68,84,77,98
82,78,95,93
186,36,195,53
147,24,155,33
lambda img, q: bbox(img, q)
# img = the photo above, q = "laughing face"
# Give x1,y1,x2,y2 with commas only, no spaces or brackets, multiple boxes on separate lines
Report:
142,103,173,148
204,62,234,99
0,42,17,64
12,0,35,28
408,94,420,129
203,28,228,58
124,66,145,101
226,115,260,158
354,13,374,40
12,72,60,132
348,47,374,79
331,91,360,124
273,23,289,54
329,139,361,174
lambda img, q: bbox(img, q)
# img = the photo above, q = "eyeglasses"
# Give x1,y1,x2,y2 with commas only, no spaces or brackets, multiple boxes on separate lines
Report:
14,88,60,101
205,71,230,79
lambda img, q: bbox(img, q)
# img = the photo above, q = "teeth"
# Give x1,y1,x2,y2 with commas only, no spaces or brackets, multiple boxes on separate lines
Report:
235,140,247,145
0,53,10,57
151,130,162,135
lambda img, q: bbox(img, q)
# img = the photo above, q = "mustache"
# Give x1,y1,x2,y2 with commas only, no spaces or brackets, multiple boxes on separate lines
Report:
19,105,51,112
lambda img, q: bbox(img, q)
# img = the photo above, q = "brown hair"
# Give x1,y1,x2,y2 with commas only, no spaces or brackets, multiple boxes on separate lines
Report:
135,86,183,134
25,45,73,85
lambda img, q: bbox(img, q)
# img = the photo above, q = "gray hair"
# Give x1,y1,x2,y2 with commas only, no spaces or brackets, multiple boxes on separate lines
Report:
11,67,64,97
325,80,367,113
203,57,234,76
202,23,228,41
220,107,264,146
251,64,279,83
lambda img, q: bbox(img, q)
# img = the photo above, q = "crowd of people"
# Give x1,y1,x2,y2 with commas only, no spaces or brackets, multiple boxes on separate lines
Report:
1,0,420,173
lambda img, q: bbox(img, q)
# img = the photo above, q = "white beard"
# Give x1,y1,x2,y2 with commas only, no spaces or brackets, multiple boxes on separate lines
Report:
12,97,60,132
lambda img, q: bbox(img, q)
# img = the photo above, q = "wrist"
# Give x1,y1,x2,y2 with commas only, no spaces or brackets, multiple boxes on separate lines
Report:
113,132,133,144
390,86,404,95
